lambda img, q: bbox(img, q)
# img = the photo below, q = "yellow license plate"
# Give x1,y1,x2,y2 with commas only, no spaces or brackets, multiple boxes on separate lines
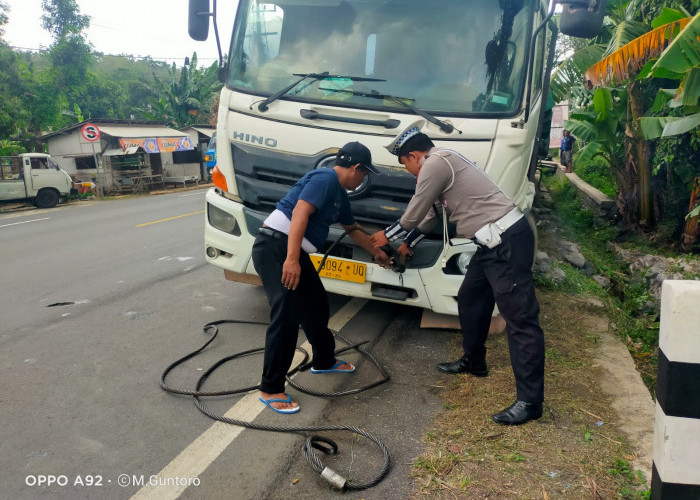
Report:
309,255,366,284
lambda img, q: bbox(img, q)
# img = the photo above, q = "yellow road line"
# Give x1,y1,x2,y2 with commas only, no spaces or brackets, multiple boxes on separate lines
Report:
136,211,204,227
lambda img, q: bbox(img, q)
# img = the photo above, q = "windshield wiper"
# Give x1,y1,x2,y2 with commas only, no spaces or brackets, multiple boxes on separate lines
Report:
367,90,457,134
257,72,386,112
320,87,457,134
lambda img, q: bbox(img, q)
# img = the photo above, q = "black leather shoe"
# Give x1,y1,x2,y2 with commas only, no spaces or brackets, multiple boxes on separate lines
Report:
492,400,543,425
436,356,488,376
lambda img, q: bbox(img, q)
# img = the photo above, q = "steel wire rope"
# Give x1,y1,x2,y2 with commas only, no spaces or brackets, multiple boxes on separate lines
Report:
160,318,392,490
160,229,394,489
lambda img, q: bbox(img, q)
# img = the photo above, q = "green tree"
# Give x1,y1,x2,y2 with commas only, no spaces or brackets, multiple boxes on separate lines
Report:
138,53,221,127
586,10,699,242
552,1,698,233
0,1,30,138
0,0,8,38
41,0,89,38
41,0,94,122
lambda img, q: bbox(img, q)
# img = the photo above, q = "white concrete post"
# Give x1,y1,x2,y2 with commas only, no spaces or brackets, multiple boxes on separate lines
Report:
651,280,700,499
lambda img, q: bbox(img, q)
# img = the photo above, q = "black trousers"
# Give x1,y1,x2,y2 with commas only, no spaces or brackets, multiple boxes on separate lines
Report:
251,232,337,394
457,217,545,404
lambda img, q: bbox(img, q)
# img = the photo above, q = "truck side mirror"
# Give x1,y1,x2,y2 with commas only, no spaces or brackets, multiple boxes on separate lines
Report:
559,0,607,38
189,0,211,41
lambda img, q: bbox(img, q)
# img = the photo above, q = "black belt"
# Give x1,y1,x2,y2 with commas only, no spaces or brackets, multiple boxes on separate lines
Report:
258,227,288,241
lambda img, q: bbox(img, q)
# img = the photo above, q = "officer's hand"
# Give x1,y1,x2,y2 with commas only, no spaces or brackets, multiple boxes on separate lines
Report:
370,230,389,248
373,248,392,269
397,242,413,260
282,258,301,290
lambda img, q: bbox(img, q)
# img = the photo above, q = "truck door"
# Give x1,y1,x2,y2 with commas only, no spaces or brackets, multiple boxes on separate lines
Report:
26,156,64,195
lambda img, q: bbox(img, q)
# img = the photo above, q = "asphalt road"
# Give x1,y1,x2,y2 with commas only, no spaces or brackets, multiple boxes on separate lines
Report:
0,191,455,500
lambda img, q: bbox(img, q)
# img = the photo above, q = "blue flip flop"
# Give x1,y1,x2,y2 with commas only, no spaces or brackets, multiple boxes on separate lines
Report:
259,394,300,414
310,359,356,374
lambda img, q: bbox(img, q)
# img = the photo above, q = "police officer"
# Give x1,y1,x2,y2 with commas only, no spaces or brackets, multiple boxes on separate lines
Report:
253,142,390,414
371,122,545,425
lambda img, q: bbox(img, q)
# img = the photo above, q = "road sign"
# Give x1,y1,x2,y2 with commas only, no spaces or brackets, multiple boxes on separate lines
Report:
81,123,101,142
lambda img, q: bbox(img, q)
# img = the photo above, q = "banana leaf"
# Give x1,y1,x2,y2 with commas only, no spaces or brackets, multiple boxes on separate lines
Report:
575,141,607,163
639,113,700,139
586,18,690,86
651,7,687,29
652,12,700,74
563,119,599,142
550,45,606,103
601,20,648,58
682,68,700,107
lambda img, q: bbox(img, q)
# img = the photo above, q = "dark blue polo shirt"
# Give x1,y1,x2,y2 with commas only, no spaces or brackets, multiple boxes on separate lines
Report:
276,168,354,249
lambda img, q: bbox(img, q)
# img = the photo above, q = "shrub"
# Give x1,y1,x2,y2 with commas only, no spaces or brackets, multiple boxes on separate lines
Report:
574,155,616,197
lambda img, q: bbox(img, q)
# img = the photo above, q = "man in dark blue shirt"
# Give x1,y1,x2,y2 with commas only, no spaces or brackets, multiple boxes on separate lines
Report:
252,142,390,414
560,130,576,173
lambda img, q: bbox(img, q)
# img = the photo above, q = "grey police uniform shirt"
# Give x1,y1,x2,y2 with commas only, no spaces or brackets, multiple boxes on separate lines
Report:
400,147,515,239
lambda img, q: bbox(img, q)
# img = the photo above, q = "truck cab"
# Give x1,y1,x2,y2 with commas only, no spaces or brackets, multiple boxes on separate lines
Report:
189,0,606,316
0,153,73,208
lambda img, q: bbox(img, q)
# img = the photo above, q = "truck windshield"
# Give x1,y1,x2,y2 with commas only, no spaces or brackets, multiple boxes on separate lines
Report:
227,0,532,116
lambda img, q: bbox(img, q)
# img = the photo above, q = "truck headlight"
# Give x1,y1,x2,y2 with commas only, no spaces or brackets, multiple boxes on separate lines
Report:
208,203,240,235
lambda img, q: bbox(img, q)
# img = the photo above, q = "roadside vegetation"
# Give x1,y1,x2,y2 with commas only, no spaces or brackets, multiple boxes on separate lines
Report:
549,0,699,251
539,172,689,391
0,0,222,153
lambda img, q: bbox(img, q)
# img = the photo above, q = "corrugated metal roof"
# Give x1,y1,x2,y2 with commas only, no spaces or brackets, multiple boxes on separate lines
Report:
99,125,186,138
189,127,215,137
36,119,170,141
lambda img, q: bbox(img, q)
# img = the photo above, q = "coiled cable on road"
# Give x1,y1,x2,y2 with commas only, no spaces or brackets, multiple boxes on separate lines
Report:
160,318,392,491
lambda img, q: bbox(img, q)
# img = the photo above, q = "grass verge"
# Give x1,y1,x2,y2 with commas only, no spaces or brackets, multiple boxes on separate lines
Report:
411,290,649,499
410,179,667,498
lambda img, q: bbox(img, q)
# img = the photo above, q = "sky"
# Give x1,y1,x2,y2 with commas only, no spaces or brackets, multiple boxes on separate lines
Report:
2,0,238,64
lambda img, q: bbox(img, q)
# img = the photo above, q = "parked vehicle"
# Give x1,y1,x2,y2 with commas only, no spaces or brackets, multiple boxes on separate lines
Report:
204,132,217,181
187,0,605,315
0,153,73,208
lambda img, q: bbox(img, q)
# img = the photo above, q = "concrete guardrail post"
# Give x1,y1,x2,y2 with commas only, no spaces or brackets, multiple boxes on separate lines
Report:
651,280,700,499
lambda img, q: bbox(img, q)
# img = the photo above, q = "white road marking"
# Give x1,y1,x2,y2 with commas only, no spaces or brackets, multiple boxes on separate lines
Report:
0,217,50,228
179,192,206,197
129,298,368,500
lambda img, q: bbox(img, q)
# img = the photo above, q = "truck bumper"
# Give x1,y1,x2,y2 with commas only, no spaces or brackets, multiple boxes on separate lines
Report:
203,188,476,316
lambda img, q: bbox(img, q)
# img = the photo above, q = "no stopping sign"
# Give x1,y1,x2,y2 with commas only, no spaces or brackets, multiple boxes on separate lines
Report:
81,123,101,142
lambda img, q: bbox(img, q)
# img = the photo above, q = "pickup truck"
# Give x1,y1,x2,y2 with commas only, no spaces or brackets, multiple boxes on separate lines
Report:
0,153,73,208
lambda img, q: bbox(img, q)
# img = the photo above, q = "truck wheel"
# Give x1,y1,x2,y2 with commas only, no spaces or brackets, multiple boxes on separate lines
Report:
35,189,59,208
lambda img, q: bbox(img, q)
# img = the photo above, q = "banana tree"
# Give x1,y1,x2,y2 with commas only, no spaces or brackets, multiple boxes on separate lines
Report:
564,87,628,210
584,11,695,230
640,11,700,250
550,0,649,105
585,9,699,242
137,53,221,128
637,11,700,139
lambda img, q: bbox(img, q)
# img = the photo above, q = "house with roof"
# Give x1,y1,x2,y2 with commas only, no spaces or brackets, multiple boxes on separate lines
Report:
37,120,211,194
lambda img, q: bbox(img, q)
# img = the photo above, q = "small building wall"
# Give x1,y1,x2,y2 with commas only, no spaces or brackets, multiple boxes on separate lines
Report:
47,131,103,180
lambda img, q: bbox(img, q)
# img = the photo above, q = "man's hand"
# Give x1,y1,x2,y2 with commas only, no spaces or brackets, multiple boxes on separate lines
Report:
397,242,413,261
282,257,301,290
370,230,389,248
373,248,392,269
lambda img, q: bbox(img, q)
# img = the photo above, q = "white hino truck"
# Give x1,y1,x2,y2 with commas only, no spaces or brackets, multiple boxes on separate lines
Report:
188,0,605,315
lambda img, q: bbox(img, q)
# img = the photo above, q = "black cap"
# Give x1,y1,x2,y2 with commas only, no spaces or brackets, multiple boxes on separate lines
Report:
337,142,381,175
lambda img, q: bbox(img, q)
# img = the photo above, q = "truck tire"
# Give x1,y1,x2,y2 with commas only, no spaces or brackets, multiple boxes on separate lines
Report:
35,188,59,208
